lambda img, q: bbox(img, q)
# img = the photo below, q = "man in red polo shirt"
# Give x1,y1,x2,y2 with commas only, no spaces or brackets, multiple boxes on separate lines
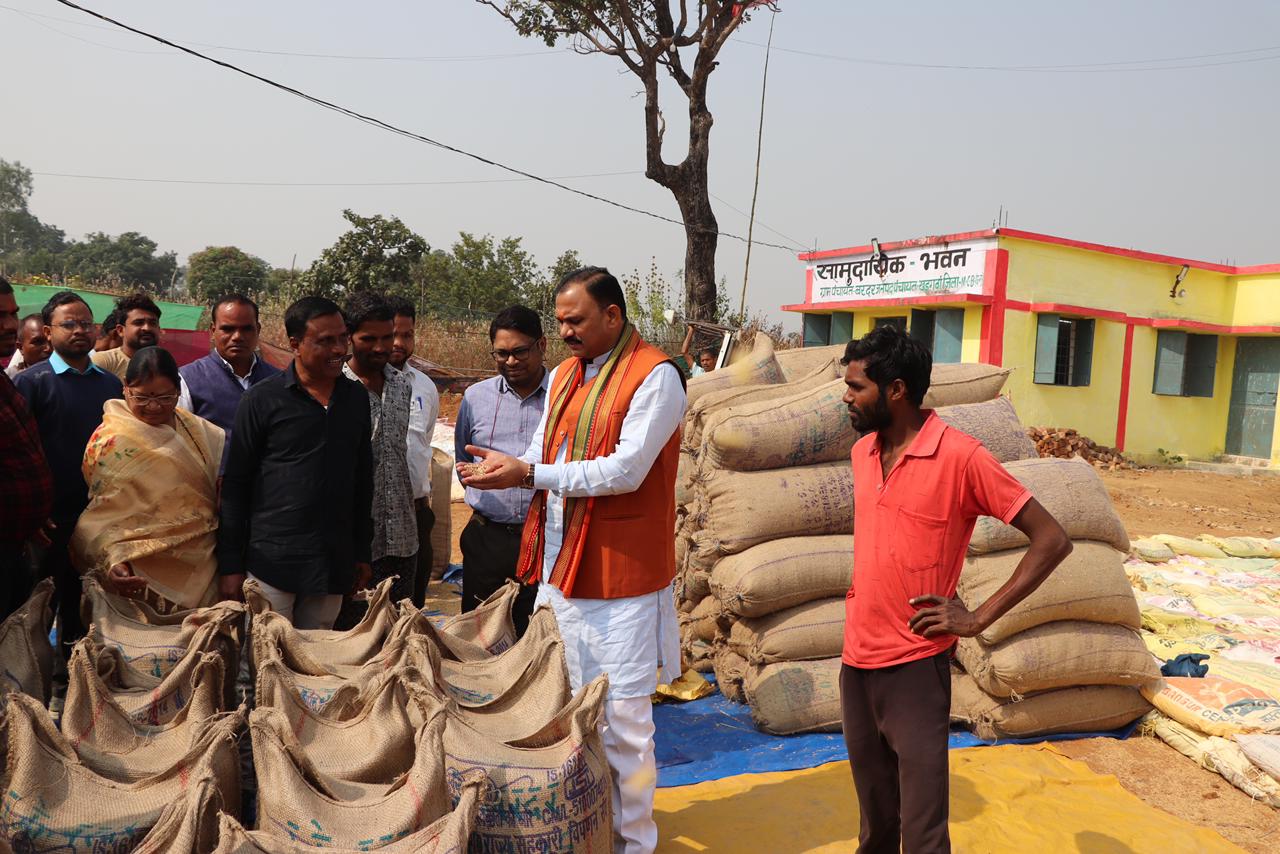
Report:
840,326,1072,853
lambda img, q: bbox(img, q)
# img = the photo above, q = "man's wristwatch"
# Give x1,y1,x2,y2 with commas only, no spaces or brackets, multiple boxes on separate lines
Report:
522,462,536,489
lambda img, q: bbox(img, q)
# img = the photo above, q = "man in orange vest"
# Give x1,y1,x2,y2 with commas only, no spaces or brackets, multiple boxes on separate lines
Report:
461,267,686,854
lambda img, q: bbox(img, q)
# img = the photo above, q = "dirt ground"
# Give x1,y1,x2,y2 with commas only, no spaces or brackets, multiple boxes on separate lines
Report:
1100,467,1279,540
1057,737,1280,853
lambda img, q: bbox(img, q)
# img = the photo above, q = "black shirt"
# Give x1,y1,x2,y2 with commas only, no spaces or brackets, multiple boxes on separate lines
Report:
216,361,373,595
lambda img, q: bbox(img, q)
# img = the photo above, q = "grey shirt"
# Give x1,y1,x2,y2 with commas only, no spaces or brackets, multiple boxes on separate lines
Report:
343,362,417,561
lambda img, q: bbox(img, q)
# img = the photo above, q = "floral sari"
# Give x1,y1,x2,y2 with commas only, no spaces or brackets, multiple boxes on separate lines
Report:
71,399,225,609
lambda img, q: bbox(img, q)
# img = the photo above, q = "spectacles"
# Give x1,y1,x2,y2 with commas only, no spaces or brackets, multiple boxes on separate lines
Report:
128,391,179,408
490,345,535,362
55,320,95,331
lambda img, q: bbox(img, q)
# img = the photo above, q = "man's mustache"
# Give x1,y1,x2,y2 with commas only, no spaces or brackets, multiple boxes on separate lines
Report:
563,336,583,346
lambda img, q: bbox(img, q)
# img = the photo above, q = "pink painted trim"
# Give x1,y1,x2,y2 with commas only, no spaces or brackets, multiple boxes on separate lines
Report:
999,300,1280,335
986,249,1009,366
798,229,998,262
1115,323,1135,452
1235,263,1280,275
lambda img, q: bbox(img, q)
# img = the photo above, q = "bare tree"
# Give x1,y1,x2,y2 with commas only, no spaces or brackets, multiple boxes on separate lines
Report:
477,1,776,321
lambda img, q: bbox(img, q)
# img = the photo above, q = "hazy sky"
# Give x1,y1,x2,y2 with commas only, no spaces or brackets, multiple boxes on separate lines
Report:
4,1,1279,327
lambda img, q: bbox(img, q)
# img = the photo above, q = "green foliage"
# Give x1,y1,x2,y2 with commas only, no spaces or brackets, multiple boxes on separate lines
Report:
411,234,568,319
59,231,178,293
187,246,270,303
306,209,429,298
1156,448,1185,466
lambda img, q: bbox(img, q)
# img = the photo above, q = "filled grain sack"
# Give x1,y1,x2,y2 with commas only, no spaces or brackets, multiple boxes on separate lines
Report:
697,461,853,558
1150,534,1227,559
435,578,520,655
729,598,845,664
1146,713,1280,806
404,634,574,741
685,595,722,644
61,640,224,777
444,675,613,853
247,576,398,673
702,378,854,472
430,446,453,576
131,774,223,854
86,625,231,724
775,343,847,382
253,647,372,715
0,692,240,853
1235,734,1280,783
923,363,1011,408
1198,535,1280,559
248,676,419,785
82,580,244,680
956,542,1140,644
0,577,54,703
684,357,839,450
686,334,784,409
1141,675,1280,737
934,396,1038,463
676,448,696,508
685,638,714,673
711,535,853,618
250,704,450,846
1130,538,1176,563
211,778,483,853
955,621,1159,698
967,457,1129,554
744,657,842,735
714,646,749,703
950,672,1150,741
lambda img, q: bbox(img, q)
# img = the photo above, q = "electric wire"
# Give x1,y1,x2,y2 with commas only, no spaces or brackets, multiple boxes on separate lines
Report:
50,0,799,253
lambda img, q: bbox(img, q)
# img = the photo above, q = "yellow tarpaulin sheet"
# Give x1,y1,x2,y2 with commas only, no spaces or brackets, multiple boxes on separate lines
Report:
654,745,1243,853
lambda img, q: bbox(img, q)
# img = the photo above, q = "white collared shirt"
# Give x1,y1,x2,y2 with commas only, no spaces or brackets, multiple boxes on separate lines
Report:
402,363,441,500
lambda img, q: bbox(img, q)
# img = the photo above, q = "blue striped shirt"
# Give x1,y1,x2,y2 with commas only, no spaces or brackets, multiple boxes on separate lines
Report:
454,371,549,525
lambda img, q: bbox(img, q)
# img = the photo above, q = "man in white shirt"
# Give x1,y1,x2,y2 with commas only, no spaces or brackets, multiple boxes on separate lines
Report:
389,296,441,606
461,267,685,854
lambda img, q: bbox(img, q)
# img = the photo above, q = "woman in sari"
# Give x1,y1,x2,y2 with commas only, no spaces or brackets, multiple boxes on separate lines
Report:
71,346,225,609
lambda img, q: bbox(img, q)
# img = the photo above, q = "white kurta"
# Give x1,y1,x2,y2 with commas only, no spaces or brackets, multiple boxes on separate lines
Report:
522,348,686,700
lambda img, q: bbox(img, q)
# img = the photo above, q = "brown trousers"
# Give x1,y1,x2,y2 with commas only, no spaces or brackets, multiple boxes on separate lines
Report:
840,653,952,854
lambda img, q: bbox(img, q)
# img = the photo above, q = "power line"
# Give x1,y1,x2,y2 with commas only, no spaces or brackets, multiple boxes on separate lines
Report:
14,3,1278,72
51,0,798,254
733,38,1280,73
1,3,560,61
31,169,643,188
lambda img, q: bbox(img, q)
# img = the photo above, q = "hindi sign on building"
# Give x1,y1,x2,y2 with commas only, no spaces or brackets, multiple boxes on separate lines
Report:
808,237,995,304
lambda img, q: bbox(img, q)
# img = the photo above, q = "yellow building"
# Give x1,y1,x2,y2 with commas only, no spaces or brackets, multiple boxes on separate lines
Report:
784,228,1280,465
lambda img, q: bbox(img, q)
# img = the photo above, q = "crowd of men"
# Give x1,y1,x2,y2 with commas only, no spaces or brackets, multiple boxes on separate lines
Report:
0,269,692,854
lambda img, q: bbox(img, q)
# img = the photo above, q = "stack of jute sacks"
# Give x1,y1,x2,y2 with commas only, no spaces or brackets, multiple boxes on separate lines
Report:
674,336,1058,734
948,456,1160,740
0,576,616,853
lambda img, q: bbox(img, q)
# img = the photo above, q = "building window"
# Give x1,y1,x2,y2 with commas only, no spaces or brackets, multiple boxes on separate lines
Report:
1153,330,1218,397
830,312,853,344
910,308,964,364
1034,314,1094,387
802,313,831,348
874,316,907,332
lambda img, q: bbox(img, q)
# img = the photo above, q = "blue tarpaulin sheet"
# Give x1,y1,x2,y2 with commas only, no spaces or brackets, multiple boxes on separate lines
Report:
653,682,1140,788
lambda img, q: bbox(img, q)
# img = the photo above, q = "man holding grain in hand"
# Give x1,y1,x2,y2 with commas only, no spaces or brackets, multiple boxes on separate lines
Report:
839,326,1071,853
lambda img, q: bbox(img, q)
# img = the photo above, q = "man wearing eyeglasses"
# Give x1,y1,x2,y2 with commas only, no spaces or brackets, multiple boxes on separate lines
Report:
453,304,547,635
14,290,123,655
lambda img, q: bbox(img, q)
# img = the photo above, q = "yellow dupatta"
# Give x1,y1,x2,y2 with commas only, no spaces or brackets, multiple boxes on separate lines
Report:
71,399,225,609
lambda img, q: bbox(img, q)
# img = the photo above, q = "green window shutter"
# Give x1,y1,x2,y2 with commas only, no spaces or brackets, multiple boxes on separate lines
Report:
829,312,854,344
933,309,965,364
910,309,936,351
1153,330,1188,396
1184,334,1218,398
1034,314,1061,384
1071,319,1095,386
803,313,832,348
